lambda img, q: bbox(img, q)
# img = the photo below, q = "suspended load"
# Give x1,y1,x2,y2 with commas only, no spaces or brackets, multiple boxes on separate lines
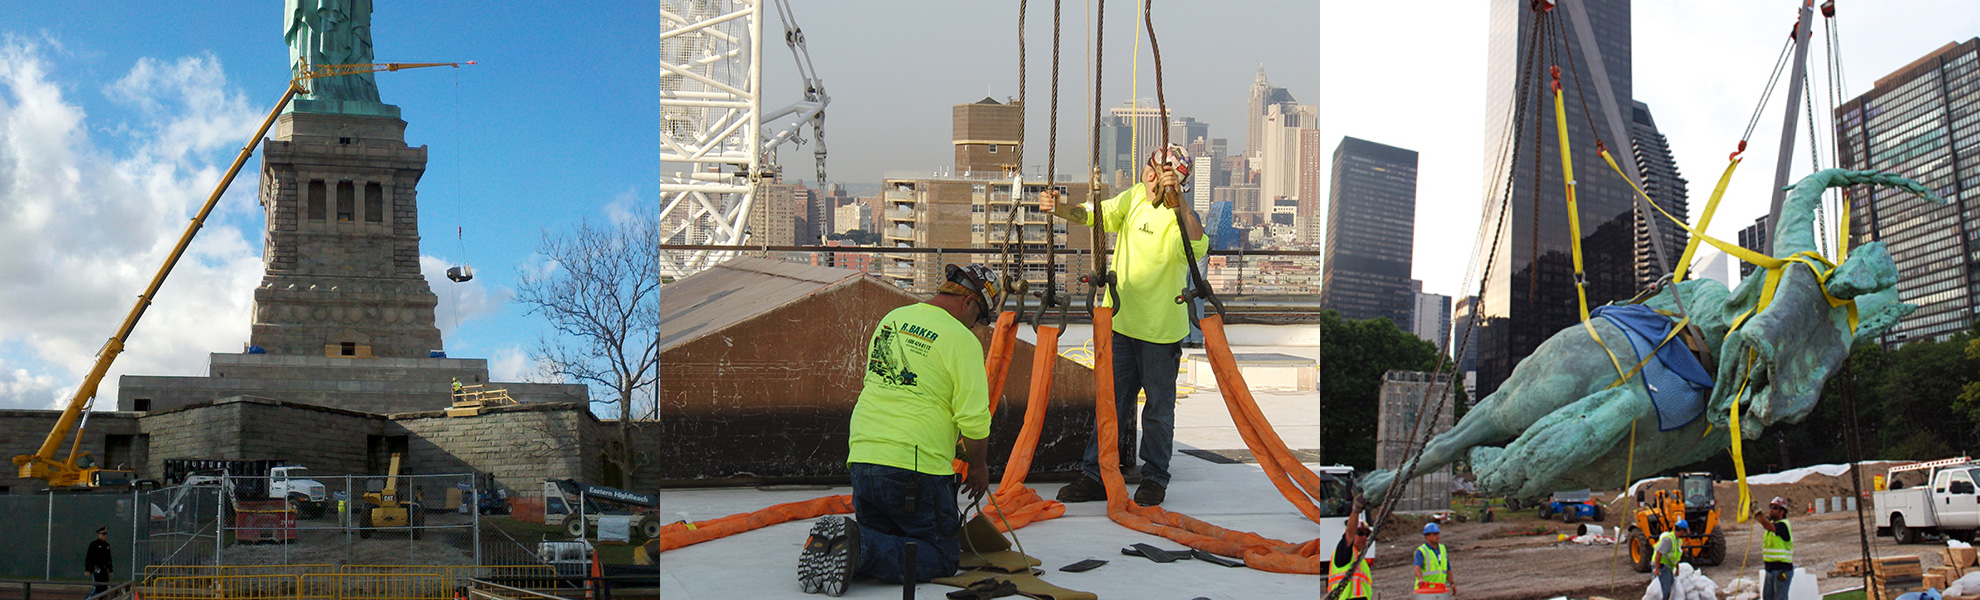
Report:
447,226,474,282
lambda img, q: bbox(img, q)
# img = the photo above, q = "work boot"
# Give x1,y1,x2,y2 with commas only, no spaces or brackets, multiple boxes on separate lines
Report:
1134,481,1166,506
798,515,859,595
1121,465,1143,485
1055,475,1106,503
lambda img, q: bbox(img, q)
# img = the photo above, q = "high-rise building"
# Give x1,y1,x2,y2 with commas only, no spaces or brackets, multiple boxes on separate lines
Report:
1097,116,1136,188
1246,66,1297,160
1298,129,1325,245
1410,280,1454,353
833,202,872,235
1628,100,1689,289
1736,216,1769,278
1321,137,1418,327
1259,102,1317,211
954,97,1023,176
1207,200,1240,251
1473,0,1641,396
1836,38,1980,345
748,177,803,247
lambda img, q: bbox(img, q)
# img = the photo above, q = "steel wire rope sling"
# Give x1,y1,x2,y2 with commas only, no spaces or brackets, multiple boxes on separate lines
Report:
979,0,1077,534
1041,0,1335,576
1338,9,1560,597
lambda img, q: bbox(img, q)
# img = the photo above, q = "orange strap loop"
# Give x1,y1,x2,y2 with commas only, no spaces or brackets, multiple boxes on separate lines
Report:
1089,308,1329,574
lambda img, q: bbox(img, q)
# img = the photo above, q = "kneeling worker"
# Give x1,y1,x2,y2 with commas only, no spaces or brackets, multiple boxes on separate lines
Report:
797,264,999,597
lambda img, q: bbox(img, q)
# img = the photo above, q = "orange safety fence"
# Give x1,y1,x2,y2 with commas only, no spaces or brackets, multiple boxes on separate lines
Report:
1090,309,1326,574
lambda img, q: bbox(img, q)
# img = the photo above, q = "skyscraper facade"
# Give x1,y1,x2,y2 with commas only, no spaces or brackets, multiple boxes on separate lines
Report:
1321,137,1418,327
1835,38,1980,344
1628,100,1689,289
1246,66,1296,160
953,97,1023,175
1737,216,1769,278
1473,0,1641,397
1410,280,1454,353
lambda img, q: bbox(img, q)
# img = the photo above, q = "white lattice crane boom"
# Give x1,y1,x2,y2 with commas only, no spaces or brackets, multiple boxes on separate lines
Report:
660,0,828,279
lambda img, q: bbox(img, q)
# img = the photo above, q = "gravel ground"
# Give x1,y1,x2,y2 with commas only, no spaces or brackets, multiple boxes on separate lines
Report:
1365,500,1937,600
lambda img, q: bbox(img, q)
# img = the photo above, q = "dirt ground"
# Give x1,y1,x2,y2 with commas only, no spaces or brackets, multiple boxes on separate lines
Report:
1367,465,1939,600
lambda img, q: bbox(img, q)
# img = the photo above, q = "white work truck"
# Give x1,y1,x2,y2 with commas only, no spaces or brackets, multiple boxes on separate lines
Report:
1875,456,1980,544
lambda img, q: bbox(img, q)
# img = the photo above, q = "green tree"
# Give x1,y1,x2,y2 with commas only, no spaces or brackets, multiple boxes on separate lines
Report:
1319,310,1444,470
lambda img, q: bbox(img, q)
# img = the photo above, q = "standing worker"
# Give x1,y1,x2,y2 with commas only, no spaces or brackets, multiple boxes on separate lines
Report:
1043,144,1207,507
85,527,112,597
1414,522,1453,597
1756,497,1794,600
1655,520,1687,600
795,265,999,597
451,377,464,396
1329,507,1375,599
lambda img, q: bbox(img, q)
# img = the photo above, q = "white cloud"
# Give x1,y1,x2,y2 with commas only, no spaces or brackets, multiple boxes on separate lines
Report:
0,41,263,410
420,255,507,339
487,344,562,385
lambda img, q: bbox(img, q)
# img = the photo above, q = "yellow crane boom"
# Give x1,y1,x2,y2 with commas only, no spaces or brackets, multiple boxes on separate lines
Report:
12,62,468,488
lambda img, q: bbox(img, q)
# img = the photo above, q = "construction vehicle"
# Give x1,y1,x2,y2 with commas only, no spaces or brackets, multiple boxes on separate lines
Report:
1537,488,1606,523
1626,472,1724,572
543,479,662,539
1875,456,1979,544
163,459,330,517
357,452,424,539
9,61,466,490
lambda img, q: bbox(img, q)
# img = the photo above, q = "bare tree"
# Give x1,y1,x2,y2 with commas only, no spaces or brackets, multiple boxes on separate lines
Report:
515,210,659,487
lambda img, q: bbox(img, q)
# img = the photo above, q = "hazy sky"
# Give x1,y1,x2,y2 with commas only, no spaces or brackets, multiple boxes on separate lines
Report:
759,1,1319,182
1322,0,1980,299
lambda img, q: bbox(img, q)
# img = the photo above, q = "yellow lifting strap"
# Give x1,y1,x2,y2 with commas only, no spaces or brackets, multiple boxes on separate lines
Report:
1597,143,1862,528
1551,81,1628,381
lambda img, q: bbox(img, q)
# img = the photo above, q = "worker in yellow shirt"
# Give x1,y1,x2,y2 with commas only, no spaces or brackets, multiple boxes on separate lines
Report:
797,264,999,597
1044,144,1207,507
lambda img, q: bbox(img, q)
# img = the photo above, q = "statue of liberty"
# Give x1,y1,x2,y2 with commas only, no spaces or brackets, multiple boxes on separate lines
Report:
286,0,390,114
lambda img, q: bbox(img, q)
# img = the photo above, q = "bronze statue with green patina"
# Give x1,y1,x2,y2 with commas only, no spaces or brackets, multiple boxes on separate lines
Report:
1362,169,1944,502
286,0,397,116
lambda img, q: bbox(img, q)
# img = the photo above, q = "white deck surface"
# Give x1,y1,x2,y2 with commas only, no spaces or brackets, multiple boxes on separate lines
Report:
656,385,1325,599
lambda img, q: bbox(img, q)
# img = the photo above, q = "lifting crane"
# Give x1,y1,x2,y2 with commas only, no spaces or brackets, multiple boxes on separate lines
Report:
11,62,469,489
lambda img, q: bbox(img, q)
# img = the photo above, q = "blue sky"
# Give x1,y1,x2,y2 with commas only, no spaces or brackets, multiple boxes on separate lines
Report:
0,2,657,411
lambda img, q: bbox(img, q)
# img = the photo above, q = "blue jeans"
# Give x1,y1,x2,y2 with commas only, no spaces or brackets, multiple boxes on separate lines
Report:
848,462,960,583
1656,569,1675,600
1081,332,1181,487
1763,568,1792,600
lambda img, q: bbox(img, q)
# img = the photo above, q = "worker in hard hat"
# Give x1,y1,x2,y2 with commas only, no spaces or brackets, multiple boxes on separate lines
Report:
1414,522,1453,597
1655,520,1687,600
1043,143,1207,507
796,264,999,597
451,378,463,396
1329,506,1375,600
1755,497,1794,600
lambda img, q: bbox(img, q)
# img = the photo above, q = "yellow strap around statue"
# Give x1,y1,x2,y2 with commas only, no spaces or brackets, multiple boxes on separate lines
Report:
1598,149,1742,283
1553,85,1627,380
1728,352,1756,523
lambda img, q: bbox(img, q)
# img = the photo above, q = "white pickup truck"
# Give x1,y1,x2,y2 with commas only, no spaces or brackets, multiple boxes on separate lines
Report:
1875,456,1980,544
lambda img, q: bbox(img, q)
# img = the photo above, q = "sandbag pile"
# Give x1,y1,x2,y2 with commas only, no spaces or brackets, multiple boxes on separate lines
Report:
1641,564,1719,600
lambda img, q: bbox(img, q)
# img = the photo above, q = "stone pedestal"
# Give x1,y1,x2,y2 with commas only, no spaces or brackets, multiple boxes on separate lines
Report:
252,110,441,358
